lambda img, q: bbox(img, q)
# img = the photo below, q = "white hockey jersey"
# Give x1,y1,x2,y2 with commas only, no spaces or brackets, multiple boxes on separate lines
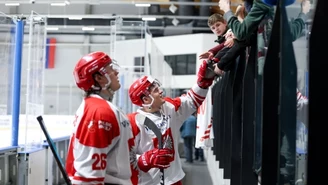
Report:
66,94,138,185
196,86,214,149
128,84,208,185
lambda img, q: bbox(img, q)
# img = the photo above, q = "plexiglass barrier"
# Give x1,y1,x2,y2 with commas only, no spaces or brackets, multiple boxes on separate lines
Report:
255,1,312,184
110,19,148,113
0,13,15,148
20,11,47,150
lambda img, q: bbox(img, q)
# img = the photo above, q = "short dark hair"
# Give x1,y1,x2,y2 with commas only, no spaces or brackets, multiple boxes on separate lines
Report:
207,13,226,27
83,72,102,97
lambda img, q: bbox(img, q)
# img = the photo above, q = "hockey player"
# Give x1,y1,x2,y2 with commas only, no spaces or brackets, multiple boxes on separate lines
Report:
66,51,174,185
127,60,215,185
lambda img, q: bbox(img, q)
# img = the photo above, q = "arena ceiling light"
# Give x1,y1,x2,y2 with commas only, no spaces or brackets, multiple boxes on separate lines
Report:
5,3,20,6
50,2,66,6
135,3,151,7
142,17,156,21
68,16,83,20
82,27,95,31
46,27,59,31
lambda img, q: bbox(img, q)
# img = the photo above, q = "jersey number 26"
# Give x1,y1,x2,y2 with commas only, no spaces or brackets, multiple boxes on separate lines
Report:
92,153,107,170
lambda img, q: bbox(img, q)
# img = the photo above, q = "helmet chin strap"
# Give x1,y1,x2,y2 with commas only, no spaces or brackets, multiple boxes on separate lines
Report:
102,74,112,90
100,74,115,101
142,95,155,110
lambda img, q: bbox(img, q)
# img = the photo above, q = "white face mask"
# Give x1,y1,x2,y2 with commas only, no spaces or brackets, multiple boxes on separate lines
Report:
109,59,120,72
97,60,121,90
142,79,162,109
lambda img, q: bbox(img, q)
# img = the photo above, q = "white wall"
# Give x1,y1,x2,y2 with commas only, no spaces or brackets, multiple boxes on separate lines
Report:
153,33,218,89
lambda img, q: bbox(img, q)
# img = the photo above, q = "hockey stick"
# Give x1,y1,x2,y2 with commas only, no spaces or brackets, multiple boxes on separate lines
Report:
135,114,165,185
36,116,72,185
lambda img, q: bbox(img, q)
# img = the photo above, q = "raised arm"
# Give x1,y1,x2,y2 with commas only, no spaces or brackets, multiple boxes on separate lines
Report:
289,0,311,41
219,0,273,40
162,60,215,128
219,0,311,41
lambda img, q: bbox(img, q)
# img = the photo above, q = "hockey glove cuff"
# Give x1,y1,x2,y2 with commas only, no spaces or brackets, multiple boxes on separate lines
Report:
137,148,174,172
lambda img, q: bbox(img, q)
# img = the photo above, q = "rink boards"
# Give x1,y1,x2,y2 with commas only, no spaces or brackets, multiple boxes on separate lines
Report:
0,115,74,148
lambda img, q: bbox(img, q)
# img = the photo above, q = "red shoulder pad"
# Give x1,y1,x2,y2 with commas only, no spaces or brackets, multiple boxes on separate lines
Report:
164,97,181,111
127,112,140,137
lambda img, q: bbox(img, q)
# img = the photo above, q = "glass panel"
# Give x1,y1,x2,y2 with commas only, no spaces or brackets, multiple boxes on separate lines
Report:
187,54,197,74
0,14,15,148
176,61,187,75
164,54,197,75
256,1,312,183
286,0,312,183
134,56,145,73
255,1,312,183
20,11,47,149
149,39,172,97
110,19,148,113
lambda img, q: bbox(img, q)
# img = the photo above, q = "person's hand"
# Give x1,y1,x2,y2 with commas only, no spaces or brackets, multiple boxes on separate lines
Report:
218,0,231,13
224,38,234,48
199,51,214,60
224,29,233,39
197,60,216,89
301,0,311,14
138,148,174,172
214,64,224,76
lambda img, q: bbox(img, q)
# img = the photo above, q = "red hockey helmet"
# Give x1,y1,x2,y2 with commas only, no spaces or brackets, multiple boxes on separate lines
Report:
129,76,159,106
73,51,112,91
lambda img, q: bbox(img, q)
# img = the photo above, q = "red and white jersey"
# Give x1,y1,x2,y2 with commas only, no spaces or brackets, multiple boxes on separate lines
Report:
66,94,138,185
129,84,208,185
297,88,308,110
196,86,214,149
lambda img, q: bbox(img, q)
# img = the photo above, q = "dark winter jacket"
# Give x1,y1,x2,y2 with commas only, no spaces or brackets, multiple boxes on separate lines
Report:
224,0,306,42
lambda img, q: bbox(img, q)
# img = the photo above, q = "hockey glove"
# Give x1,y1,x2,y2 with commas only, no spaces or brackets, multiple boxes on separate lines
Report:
138,148,174,172
197,60,216,89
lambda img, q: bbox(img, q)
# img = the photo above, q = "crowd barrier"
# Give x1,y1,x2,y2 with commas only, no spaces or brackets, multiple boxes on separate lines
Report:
208,0,324,184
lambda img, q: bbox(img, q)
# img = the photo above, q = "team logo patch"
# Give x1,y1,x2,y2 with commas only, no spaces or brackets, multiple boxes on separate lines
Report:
120,120,130,127
87,120,96,133
98,120,112,131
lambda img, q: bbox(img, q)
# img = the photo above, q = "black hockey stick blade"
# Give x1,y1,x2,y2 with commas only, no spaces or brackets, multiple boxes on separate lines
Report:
135,114,163,148
36,116,72,185
135,113,165,185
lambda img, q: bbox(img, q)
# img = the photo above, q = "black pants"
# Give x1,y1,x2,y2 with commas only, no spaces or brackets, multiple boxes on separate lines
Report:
195,147,204,160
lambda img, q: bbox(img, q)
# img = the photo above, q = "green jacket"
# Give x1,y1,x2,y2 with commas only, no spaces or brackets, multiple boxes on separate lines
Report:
224,0,306,42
